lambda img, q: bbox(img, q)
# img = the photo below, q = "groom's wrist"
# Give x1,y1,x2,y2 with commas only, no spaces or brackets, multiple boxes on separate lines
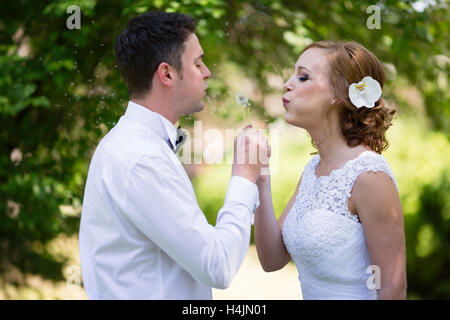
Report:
256,171,270,186
232,172,258,184
226,175,260,215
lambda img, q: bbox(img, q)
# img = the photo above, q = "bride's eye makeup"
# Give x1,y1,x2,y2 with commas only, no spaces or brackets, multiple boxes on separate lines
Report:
298,73,309,81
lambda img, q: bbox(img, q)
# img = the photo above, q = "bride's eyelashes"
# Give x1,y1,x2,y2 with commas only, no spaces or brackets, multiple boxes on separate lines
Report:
298,73,309,81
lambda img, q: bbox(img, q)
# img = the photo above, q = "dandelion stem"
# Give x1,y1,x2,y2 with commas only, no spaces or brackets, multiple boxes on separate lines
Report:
246,107,251,125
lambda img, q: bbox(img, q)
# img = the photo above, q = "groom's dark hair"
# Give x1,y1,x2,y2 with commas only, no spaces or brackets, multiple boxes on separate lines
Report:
115,11,197,99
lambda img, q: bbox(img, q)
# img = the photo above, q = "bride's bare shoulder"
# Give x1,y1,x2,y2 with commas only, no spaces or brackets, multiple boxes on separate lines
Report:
350,171,402,222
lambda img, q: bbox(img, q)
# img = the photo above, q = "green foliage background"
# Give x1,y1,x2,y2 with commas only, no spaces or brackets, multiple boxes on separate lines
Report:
0,0,448,299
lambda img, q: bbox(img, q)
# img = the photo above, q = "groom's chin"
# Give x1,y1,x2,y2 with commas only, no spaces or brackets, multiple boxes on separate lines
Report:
194,101,205,113
184,102,204,116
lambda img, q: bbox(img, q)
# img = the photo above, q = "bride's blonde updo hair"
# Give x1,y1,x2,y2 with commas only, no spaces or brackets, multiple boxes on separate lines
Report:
301,41,395,154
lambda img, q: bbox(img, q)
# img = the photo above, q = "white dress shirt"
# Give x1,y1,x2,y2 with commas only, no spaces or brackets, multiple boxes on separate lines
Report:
79,101,260,299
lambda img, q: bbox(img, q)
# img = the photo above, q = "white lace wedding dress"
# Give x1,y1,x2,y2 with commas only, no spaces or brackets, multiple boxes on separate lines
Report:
282,150,398,300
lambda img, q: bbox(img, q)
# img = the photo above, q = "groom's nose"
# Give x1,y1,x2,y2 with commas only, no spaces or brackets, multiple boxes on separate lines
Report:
203,65,211,79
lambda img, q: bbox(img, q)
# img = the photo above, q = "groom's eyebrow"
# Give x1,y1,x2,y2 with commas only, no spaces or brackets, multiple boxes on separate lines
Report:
194,54,204,62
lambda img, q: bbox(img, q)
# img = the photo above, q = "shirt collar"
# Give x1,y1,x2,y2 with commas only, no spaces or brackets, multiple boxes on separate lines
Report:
125,101,178,148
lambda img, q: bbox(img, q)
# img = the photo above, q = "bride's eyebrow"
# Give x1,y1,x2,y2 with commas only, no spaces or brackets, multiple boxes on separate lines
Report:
296,65,311,73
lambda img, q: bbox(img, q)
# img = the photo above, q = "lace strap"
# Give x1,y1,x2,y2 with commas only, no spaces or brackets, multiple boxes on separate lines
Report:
303,155,320,177
349,152,399,192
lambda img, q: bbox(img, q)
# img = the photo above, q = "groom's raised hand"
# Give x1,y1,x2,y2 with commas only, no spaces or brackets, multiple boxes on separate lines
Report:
232,126,271,184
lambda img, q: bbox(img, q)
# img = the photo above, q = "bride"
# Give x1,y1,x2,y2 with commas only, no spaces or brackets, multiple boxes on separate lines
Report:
254,41,407,299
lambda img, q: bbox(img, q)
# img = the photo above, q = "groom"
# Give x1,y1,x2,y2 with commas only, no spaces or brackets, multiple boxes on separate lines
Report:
79,11,269,299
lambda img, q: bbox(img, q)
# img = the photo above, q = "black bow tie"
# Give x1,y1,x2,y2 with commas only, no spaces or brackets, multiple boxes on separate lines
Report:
172,126,186,153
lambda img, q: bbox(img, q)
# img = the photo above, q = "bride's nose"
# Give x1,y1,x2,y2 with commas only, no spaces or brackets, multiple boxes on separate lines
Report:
284,80,292,92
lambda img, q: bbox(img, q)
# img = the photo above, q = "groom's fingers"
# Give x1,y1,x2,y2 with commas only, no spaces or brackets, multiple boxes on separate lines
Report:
256,131,271,166
245,135,249,164
234,128,261,165
233,136,237,164
234,128,249,165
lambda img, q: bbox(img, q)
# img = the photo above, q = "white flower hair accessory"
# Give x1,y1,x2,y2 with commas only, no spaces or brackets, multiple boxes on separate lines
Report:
348,76,382,108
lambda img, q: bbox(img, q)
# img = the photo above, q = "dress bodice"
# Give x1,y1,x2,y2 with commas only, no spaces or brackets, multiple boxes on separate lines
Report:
281,151,398,300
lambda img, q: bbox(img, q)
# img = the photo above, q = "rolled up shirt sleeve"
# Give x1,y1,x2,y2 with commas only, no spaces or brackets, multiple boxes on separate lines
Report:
122,154,259,289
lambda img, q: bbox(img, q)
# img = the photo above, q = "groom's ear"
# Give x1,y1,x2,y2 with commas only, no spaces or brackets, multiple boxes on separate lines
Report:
156,62,176,88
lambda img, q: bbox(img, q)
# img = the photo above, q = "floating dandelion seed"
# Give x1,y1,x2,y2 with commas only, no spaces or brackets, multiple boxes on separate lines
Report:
235,93,251,125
